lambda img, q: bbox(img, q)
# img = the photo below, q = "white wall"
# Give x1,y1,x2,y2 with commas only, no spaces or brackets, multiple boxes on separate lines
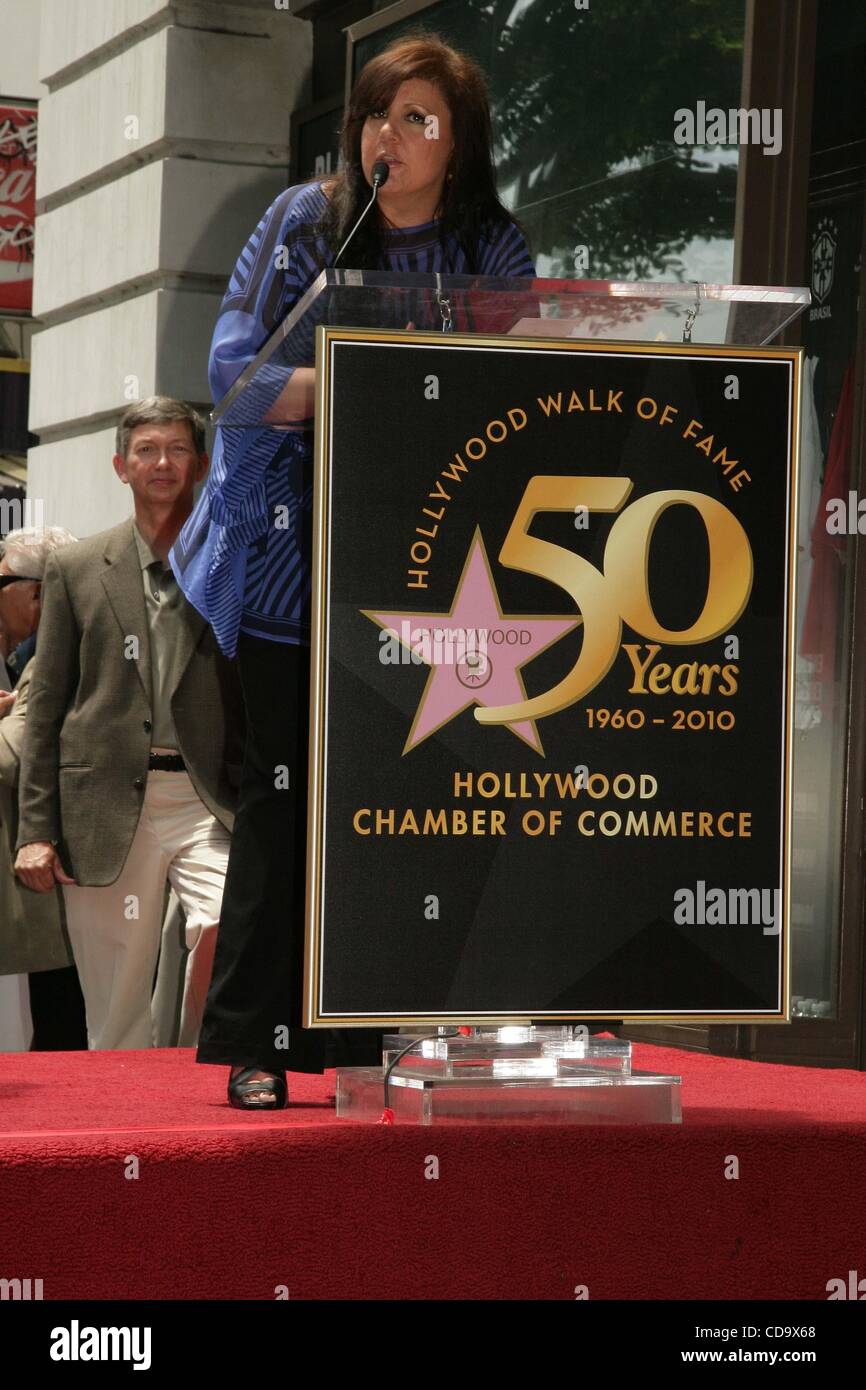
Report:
0,0,46,98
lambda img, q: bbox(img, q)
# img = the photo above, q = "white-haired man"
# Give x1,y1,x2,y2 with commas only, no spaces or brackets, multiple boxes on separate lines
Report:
0,524,88,1049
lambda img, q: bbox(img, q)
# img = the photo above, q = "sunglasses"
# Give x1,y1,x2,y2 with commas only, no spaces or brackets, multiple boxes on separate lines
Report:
0,575,41,590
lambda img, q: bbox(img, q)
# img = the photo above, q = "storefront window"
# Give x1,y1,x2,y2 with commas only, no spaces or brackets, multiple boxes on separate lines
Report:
354,0,746,283
354,0,866,1033
790,4,865,1020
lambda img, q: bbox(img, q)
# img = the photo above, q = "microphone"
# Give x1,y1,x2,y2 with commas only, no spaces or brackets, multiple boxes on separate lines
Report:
333,161,390,268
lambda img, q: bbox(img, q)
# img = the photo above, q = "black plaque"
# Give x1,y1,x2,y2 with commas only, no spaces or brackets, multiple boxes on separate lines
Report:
306,330,800,1025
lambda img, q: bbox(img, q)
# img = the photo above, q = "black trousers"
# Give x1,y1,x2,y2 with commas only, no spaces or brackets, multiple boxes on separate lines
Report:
196,633,383,1073
28,966,88,1051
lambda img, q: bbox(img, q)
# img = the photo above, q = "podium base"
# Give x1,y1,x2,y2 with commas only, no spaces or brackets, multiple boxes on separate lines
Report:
336,1028,681,1125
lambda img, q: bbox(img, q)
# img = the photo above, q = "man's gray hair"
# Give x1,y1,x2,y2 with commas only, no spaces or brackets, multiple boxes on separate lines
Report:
2,526,79,580
116,396,207,460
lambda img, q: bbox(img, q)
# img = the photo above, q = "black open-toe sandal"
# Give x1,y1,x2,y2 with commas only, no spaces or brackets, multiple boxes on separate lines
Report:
228,1067,288,1110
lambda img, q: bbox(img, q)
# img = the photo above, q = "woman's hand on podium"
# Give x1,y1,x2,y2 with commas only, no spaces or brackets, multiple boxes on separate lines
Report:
264,366,316,425
263,328,414,426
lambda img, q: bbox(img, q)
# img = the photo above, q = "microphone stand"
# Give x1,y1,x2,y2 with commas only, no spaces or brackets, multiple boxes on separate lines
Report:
333,161,390,268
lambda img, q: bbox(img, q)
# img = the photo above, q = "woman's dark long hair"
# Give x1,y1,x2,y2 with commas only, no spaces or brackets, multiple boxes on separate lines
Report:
314,33,526,273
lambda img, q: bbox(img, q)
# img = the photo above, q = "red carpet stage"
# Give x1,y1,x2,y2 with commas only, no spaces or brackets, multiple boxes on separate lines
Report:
2,1041,865,1301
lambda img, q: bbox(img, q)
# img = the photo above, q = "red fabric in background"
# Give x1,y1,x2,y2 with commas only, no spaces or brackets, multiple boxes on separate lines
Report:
1,1041,865,1301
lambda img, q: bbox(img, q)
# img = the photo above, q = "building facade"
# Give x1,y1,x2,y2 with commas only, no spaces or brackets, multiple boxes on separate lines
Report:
7,0,866,1065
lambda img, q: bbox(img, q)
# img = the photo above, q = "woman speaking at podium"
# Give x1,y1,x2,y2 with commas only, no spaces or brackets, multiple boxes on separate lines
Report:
171,33,535,1108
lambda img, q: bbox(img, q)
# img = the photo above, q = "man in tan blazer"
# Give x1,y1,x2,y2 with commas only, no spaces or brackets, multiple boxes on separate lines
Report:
0,527,79,987
15,398,244,1050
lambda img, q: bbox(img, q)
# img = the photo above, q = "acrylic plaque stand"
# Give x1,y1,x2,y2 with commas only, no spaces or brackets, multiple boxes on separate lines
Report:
335,1027,682,1126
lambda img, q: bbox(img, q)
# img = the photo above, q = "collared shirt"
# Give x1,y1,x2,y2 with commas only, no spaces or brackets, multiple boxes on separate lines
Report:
7,632,36,687
133,524,184,751
170,180,536,659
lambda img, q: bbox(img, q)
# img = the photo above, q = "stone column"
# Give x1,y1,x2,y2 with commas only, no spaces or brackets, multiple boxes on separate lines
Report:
29,0,311,537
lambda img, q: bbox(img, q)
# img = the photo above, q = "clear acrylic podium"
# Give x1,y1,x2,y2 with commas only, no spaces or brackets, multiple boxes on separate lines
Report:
215,270,810,1124
214,270,810,427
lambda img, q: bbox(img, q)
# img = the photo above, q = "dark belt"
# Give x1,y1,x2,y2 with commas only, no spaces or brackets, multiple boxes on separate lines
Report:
148,752,186,772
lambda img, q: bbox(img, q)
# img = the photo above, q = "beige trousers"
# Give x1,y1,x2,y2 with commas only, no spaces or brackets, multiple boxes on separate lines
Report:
62,769,231,1050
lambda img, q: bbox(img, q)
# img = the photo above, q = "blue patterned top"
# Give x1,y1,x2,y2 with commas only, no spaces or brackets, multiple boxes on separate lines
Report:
170,180,535,657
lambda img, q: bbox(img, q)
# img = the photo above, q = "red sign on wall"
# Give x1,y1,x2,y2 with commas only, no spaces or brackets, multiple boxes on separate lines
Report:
0,100,37,314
